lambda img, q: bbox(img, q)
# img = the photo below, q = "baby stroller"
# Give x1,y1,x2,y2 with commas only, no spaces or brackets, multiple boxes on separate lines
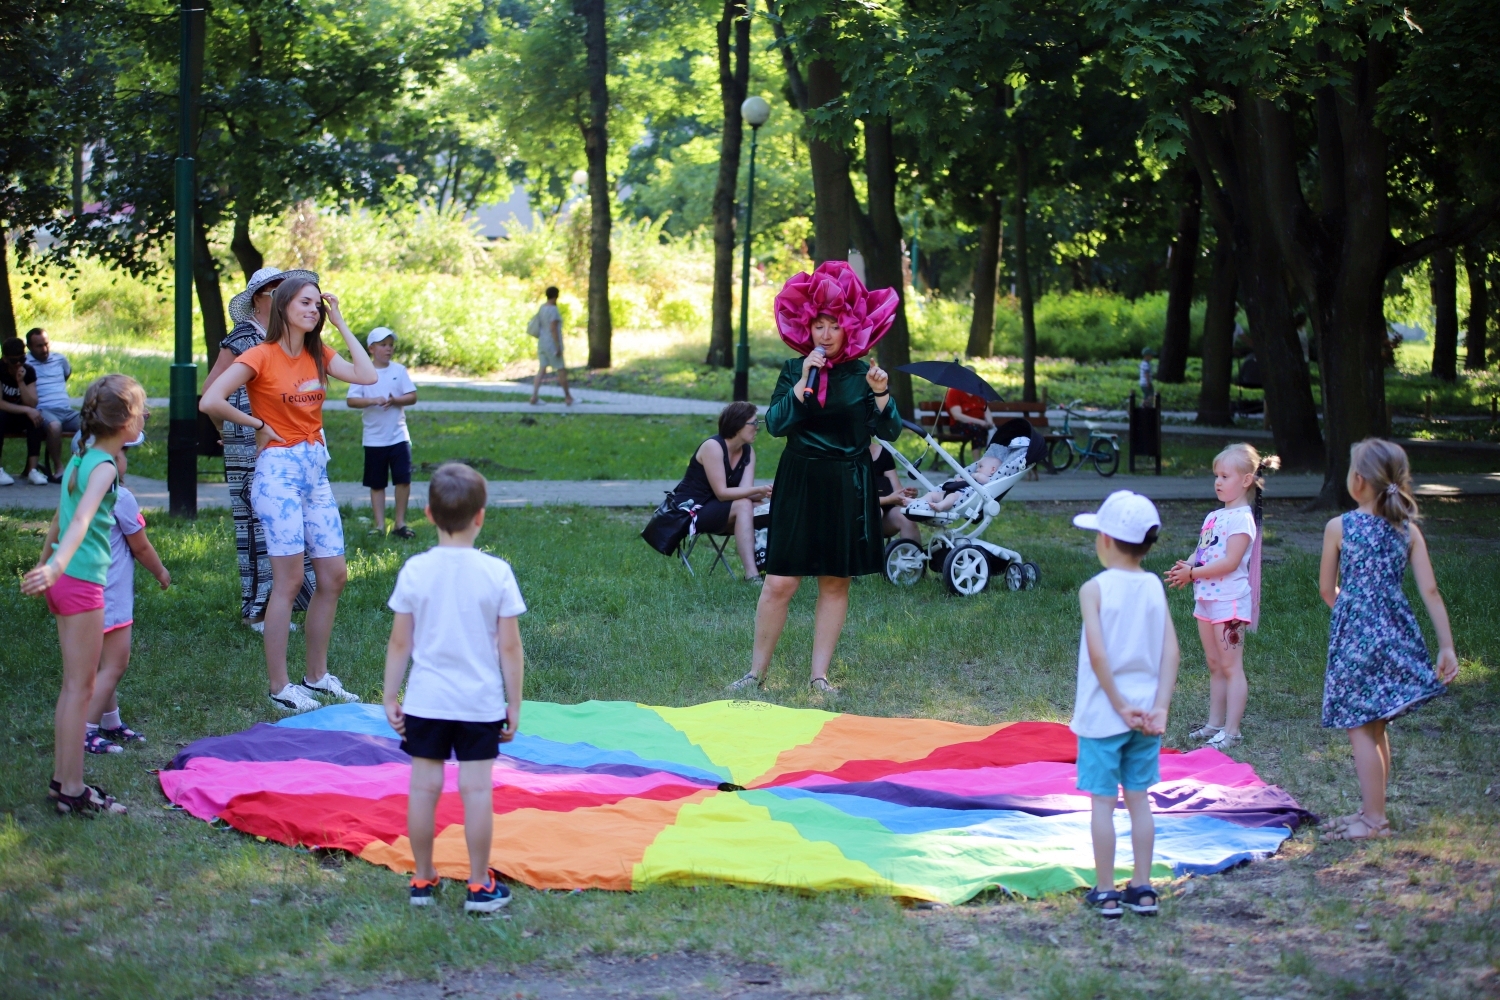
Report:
882,417,1044,596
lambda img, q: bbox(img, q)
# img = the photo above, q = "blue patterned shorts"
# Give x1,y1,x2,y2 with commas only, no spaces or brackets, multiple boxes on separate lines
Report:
251,441,345,559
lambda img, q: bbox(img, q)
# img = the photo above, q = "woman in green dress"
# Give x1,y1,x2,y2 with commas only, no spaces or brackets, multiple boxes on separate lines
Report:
729,261,901,694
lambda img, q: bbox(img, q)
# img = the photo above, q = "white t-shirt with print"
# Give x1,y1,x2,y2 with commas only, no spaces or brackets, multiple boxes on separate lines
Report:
1192,505,1256,603
1070,569,1168,739
346,361,417,447
388,546,527,723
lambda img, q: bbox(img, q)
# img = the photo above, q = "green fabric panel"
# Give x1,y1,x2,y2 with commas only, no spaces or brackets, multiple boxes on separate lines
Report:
650,700,836,785
522,701,727,779
746,791,1172,904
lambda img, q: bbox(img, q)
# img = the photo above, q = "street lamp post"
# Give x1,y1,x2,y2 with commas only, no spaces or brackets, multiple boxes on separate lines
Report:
169,0,199,517
733,95,770,403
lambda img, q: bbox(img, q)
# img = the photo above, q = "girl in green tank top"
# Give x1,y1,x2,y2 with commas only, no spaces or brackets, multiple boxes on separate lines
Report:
21,374,148,816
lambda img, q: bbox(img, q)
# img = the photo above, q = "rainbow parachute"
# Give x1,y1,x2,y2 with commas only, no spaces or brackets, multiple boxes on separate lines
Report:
159,701,1311,903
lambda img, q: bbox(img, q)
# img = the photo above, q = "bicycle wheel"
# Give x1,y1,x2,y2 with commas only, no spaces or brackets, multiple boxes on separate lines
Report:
1092,437,1120,477
1047,436,1074,473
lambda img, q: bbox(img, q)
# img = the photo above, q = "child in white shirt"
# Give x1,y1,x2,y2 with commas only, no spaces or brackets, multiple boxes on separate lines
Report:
347,327,418,537
1165,443,1279,749
1071,490,1180,920
382,462,524,914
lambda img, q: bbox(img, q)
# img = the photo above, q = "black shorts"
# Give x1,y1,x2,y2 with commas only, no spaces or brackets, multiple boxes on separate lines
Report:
400,714,504,762
363,441,412,489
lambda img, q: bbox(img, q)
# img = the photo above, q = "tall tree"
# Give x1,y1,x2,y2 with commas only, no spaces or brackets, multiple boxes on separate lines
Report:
706,0,750,368
1158,167,1201,383
1465,242,1489,370
1196,229,1237,425
1012,135,1039,402
966,191,1002,358
1428,203,1458,381
575,0,613,368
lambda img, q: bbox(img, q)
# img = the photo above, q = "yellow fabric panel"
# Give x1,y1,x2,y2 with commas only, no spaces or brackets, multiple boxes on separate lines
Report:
649,700,836,785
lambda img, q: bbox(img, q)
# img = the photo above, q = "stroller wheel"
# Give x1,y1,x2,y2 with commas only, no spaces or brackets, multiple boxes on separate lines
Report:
1021,561,1040,590
884,539,926,586
943,545,990,596
1004,562,1025,591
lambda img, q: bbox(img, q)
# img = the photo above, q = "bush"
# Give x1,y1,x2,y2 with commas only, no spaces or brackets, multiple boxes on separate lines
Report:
11,258,171,343
991,290,1203,362
659,296,702,330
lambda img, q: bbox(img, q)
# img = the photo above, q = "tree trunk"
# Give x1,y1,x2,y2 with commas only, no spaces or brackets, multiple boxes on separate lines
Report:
194,207,228,370
230,206,263,282
1014,138,1038,402
0,237,16,341
1466,242,1488,370
706,0,749,368
576,0,612,369
864,115,913,416
71,142,84,216
806,57,851,264
1196,229,1236,425
1159,168,1201,383
1185,103,1324,472
966,191,1002,358
1429,202,1458,381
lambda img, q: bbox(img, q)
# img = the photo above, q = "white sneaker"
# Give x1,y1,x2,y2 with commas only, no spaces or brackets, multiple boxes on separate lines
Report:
301,672,360,703
269,683,322,714
26,468,48,486
0,468,13,486
248,620,298,634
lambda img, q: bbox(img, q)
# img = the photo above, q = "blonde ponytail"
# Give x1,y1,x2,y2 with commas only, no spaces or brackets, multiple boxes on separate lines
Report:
68,374,147,493
1350,438,1418,526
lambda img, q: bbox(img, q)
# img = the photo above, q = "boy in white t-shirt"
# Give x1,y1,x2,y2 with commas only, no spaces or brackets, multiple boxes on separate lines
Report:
1070,490,1180,920
347,327,418,538
382,462,525,914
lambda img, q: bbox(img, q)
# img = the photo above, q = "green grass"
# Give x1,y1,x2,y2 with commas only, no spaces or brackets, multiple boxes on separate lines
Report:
1,498,1497,998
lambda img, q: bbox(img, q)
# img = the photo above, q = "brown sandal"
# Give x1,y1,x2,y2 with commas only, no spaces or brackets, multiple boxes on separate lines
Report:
50,781,127,816
810,678,839,695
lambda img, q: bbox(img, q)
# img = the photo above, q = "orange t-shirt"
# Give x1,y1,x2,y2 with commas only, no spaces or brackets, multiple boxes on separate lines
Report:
943,388,990,422
237,341,338,448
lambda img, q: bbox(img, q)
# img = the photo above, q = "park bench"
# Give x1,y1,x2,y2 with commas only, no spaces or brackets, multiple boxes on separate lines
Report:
1,426,53,478
913,392,1052,465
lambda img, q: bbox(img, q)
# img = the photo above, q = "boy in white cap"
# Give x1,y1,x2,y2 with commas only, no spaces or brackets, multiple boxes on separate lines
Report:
346,328,418,538
1070,490,1180,920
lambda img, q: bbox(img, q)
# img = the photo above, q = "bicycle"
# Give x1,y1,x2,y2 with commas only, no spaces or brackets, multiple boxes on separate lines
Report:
1045,399,1120,476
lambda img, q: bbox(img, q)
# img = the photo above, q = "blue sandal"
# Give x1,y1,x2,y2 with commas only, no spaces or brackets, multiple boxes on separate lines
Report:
84,733,122,755
1084,887,1124,919
99,724,146,745
1123,883,1159,915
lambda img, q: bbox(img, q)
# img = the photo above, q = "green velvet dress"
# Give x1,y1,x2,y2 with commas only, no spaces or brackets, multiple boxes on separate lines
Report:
763,357,903,578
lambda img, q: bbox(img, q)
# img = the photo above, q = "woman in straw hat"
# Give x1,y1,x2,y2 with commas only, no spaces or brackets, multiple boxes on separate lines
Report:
728,261,901,695
206,267,320,630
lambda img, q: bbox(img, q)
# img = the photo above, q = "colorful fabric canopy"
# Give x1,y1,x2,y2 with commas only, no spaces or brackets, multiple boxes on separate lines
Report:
159,700,1312,904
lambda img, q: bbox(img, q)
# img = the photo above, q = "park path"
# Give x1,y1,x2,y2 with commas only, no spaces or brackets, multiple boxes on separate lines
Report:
2,471,1496,512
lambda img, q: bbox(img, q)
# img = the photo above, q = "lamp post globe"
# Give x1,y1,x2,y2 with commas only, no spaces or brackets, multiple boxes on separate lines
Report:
571,168,588,187
733,97,770,401
740,95,770,128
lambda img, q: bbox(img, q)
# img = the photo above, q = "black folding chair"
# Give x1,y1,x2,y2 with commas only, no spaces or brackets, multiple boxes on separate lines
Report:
680,529,735,578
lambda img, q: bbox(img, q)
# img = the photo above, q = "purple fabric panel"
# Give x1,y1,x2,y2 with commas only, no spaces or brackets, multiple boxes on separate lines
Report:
167,724,409,770
800,778,1315,829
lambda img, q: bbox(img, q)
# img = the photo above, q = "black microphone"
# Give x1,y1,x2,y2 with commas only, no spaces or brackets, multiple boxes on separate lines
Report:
804,346,826,402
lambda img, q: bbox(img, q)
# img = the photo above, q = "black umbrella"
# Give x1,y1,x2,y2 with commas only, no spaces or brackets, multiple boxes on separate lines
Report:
897,361,1003,402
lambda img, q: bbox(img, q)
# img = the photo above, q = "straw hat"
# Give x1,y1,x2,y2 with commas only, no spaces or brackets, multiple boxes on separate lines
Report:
228,267,320,324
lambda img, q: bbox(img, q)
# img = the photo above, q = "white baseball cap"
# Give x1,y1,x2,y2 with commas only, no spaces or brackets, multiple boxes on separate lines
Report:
1072,490,1161,543
367,327,395,346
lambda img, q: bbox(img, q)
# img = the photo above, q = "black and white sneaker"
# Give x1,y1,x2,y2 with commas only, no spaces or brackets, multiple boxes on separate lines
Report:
464,871,511,914
269,684,322,714
301,672,360,703
410,877,440,907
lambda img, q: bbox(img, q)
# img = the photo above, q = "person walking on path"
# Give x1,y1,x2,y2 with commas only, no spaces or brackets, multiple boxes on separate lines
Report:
1317,439,1459,842
205,267,319,630
0,336,48,485
200,277,377,714
20,373,148,815
729,261,901,695
25,328,77,482
669,401,770,582
527,287,574,406
347,327,418,537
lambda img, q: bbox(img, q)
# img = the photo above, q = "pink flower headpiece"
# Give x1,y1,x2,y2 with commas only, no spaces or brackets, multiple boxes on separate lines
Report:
773,261,899,405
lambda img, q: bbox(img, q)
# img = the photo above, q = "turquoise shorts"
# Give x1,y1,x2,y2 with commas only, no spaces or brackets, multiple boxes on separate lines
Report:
1075,730,1161,797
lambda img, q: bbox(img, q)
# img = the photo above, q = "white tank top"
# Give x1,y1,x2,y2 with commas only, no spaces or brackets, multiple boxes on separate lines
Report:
1069,568,1168,739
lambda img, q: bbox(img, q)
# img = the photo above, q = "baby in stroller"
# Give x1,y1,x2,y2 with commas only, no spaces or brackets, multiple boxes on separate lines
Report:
907,436,1034,513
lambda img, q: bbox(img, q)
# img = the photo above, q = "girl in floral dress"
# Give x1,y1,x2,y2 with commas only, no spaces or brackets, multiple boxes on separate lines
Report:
1317,439,1459,842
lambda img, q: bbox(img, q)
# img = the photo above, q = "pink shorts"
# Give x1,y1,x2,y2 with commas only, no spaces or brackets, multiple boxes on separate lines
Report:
45,573,106,617
103,620,133,635
1194,598,1248,625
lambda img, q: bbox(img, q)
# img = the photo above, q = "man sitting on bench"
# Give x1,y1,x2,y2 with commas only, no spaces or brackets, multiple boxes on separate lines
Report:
943,375,994,452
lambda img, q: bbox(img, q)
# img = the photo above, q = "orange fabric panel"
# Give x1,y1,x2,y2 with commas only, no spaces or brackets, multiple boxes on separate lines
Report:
359,788,716,890
751,715,1009,786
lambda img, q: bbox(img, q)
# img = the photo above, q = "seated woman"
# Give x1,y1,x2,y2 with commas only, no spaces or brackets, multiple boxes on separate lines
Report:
671,401,770,582
870,441,920,542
